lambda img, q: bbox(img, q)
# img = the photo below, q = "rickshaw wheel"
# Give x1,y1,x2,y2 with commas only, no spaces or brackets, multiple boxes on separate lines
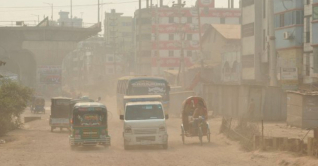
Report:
207,129,211,143
198,127,203,146
181,125,185,144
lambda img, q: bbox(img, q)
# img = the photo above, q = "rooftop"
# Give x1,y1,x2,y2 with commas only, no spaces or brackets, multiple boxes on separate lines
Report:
211,24,241,40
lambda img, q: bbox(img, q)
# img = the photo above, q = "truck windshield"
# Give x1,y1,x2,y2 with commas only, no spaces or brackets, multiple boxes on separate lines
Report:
125,104,164,120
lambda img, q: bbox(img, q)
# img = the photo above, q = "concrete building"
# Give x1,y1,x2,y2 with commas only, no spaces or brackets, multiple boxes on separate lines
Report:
201,24,241,84
104,9,133,55
134,0,241,76
303,0,318,85
274,0,304,90
314,0,318,80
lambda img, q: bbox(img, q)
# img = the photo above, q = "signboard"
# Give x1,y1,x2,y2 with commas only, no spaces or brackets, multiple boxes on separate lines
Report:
280,67,298,80
152,57,193,68
38,65,61,84
131,80,166,87
198,0,215,8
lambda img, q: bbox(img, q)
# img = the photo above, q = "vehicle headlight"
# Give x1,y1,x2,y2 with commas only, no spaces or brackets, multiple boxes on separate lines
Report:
125,126,132,133
159,126,166,132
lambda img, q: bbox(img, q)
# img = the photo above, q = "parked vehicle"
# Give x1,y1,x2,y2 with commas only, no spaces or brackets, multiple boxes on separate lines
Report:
69,102,111,149
120,96,169,150
32,96,45,114
50,97,72,132
180,96,210,145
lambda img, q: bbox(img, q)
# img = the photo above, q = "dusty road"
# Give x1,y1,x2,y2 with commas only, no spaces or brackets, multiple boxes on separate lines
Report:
0,97,317,166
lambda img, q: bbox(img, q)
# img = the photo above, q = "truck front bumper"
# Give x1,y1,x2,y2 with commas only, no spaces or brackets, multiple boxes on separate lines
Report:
123,133,168,146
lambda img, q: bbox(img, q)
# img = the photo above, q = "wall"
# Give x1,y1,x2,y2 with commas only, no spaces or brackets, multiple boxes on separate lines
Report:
203,84,286,121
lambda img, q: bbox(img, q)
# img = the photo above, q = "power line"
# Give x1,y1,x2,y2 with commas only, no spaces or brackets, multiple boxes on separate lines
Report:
0,0,146,9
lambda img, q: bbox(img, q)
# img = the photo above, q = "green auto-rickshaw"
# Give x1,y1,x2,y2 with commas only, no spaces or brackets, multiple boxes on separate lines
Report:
69,102,111,149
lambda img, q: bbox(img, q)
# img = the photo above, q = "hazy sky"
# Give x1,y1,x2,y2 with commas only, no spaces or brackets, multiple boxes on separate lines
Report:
0,0,239,27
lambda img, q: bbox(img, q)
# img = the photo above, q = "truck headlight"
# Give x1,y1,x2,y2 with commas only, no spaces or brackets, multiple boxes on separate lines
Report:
159,126,166,132
125,126,132,133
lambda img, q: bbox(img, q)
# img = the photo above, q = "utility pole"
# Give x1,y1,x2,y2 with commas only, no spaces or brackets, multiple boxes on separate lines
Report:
109,11,118,74
138,0,142,74
196,1,204,71
44,3,53,20
70,0,73,19
98,0,100,23
175,0,186,87
268,0,277,86
155,4,160,76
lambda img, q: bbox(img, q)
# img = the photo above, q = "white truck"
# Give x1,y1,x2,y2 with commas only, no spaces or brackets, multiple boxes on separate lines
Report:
120,100,169,150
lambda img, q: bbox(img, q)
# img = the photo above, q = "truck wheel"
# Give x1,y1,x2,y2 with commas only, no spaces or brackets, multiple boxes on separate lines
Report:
163,143,168,149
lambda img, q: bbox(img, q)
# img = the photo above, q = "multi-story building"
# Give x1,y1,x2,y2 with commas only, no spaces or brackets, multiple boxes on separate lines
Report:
274,0,304,90
104,9,133,74
303,0,318,85
134,0,241,76
313,0,318,79
241,0,269,84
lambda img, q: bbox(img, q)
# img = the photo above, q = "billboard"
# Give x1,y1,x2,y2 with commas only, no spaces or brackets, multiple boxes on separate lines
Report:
38,65,61,84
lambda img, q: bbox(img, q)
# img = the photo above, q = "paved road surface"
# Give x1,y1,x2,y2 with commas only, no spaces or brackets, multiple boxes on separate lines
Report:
0,97,316,166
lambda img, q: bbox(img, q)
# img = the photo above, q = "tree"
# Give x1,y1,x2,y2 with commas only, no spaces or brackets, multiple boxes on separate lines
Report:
0,80,33,136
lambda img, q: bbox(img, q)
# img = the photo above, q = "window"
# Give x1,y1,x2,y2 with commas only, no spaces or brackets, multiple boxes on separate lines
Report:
306,17,310,43
275,10,303,28
187,34,192,40
169,17,174,23
284,11,292,27
220,17,225,24
306,54,310,76
169,51,174,57
314,6,318,20
263,30,266,50
187,17,192,23
187,51,192,57
169,34,174,40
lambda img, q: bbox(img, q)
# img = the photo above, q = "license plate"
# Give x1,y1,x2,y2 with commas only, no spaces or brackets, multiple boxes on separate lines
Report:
141,140,151,145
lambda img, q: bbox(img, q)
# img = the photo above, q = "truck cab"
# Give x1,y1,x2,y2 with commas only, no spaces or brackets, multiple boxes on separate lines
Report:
121,101,168,150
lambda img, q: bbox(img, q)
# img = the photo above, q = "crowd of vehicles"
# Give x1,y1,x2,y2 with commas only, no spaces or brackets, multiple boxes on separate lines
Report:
44,75,209,150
